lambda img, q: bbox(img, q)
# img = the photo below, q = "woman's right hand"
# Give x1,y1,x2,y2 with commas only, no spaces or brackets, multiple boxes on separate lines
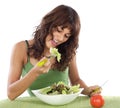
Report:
33,57,52,75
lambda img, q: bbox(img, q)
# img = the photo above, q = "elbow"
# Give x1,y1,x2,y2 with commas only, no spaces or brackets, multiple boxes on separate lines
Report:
7,92,16,101
7,89,16,101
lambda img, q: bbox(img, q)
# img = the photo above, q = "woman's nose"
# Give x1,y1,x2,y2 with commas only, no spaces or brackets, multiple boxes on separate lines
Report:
57,35,64,42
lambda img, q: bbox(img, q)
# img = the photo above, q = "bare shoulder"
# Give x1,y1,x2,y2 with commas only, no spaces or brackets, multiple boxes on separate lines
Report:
11,41,25,54
11,40,28,65
13,39,33,49
69,55,76,65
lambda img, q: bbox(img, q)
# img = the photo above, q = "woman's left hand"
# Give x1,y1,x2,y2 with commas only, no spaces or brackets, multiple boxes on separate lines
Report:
88,85,102,96
81,85,102,97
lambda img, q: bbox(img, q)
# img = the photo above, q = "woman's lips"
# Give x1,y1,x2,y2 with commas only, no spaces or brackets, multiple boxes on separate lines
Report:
51,40,57,47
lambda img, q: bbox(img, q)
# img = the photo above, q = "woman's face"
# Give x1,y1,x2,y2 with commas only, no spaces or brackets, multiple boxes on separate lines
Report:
45,26,71,49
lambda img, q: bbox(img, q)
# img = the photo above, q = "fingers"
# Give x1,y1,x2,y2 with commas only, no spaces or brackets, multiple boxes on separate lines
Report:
81,85,102,97
89,86,102,97
37,58,48,67
35,57,51,74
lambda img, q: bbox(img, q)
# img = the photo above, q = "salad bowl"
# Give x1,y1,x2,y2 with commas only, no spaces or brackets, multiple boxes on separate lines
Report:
32,82,81,105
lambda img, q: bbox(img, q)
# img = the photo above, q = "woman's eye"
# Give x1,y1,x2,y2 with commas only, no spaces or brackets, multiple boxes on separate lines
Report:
65,34,71,38
57,27,63,32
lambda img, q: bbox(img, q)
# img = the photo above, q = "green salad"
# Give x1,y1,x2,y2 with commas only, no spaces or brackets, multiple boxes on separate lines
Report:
39,81,80,95
50,47,61,62
37,47,61,67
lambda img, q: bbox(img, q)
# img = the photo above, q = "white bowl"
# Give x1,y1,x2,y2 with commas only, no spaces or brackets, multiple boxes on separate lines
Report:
32,88,81,105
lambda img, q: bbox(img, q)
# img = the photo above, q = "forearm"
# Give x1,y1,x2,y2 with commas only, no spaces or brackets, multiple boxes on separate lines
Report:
7,68,39,100
78,79,88,89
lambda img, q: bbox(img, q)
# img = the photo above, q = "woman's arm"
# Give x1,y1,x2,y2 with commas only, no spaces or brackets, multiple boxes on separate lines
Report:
69,55,101,96
7,41,51,100
69,55,88,88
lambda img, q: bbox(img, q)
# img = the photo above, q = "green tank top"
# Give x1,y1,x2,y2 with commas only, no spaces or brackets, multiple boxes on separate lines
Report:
22,40,69,96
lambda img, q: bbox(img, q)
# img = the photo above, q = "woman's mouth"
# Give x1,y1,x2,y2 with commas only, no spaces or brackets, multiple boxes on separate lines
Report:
51,39,58,47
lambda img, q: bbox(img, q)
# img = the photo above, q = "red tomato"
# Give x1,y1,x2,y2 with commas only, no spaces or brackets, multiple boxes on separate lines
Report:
90,94,104,108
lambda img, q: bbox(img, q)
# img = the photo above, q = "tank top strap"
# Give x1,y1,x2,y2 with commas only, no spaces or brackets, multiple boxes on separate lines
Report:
25,40,30,62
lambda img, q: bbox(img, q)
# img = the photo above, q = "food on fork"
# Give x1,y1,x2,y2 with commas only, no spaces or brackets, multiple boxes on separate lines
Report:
37,47,61,67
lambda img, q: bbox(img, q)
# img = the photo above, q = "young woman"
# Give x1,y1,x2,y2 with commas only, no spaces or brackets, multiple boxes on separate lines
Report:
7,4,101,100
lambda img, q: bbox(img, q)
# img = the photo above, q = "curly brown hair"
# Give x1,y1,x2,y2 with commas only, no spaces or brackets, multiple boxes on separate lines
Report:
28,5,81,71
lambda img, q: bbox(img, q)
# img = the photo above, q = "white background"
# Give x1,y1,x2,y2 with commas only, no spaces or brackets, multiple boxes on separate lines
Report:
0,0,120,100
